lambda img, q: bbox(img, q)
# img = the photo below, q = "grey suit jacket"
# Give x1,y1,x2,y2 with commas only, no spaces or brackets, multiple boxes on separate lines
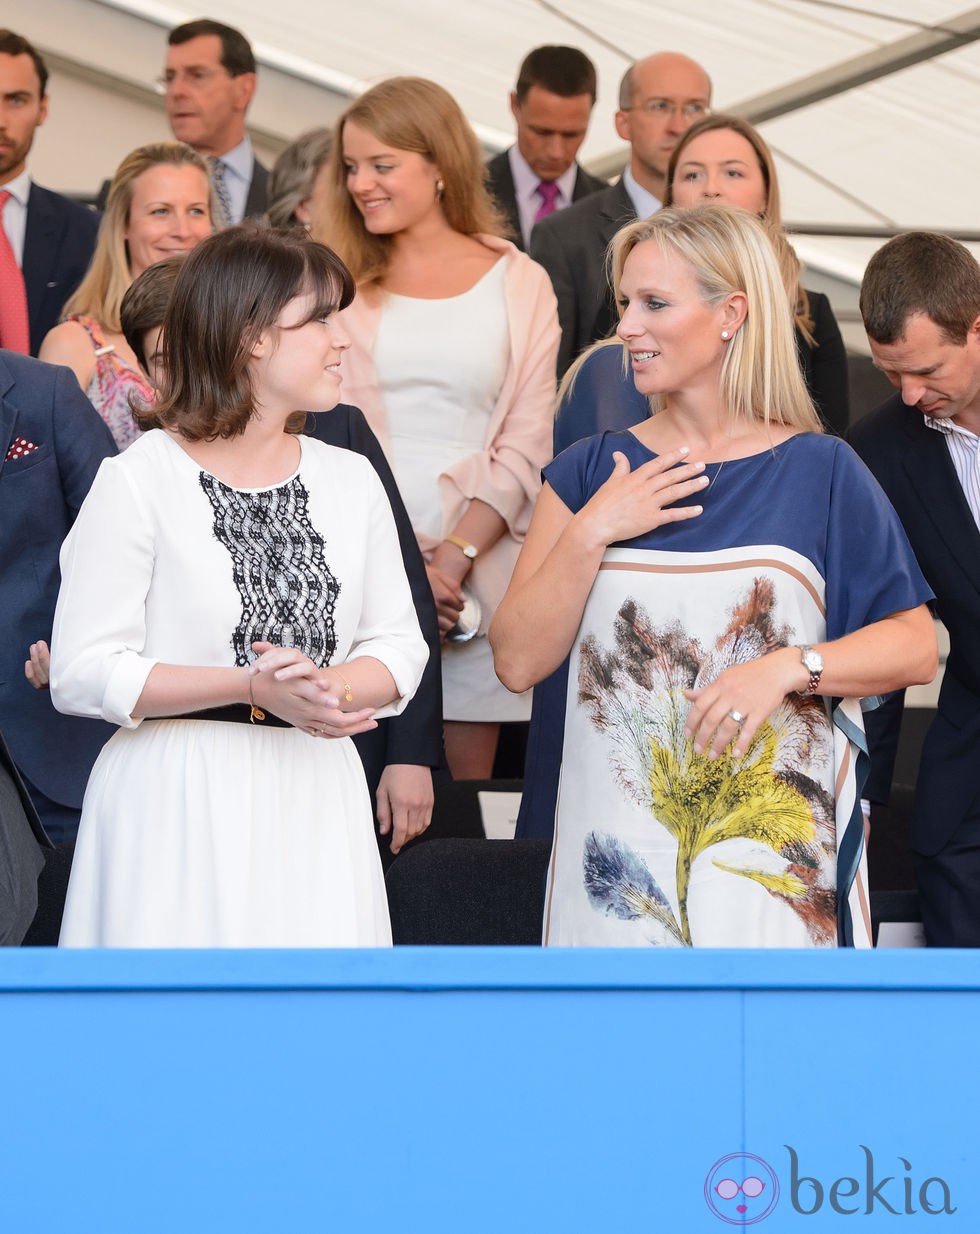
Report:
485,150,605,253
529,178,636,376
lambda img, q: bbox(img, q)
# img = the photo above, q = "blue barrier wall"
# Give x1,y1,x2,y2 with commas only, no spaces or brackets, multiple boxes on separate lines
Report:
0,949,974,1231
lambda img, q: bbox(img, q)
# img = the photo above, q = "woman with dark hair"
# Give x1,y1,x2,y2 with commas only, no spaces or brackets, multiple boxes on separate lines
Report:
50,225,428,947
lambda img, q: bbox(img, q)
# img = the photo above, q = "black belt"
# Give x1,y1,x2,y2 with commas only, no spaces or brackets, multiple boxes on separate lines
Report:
150,705,292,728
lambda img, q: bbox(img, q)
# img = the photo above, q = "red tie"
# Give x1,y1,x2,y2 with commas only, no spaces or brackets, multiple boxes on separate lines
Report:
534,180,561,223
0,189,31,354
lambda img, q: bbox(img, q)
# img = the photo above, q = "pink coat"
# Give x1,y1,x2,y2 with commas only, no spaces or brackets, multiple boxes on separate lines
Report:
339,235,560,629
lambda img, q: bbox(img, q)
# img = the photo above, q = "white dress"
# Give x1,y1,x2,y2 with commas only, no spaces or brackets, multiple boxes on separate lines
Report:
51,431,428,948
373,261,531,721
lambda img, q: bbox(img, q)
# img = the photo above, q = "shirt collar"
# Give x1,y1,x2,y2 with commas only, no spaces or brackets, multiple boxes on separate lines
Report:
213,136,253,187
0,168,32,207
507,145,578,206
924,415,980,444
621,165,662,220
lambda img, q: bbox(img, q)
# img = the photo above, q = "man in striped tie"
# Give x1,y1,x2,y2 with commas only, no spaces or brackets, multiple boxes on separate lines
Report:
849,233,980,948
162,19,269,227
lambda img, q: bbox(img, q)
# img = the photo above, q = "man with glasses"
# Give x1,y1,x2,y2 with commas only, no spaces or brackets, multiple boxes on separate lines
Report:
162,19,267,225
531,52,712,375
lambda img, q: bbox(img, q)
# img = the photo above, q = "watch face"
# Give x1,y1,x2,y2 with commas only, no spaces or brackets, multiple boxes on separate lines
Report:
802,649,823,672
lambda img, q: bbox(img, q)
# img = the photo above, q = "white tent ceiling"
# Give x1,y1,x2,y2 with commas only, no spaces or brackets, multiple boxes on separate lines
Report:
7,0,980,332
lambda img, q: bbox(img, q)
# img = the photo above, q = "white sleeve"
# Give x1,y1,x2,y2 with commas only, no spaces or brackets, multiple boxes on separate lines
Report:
343,465,429,719
50,458,159,728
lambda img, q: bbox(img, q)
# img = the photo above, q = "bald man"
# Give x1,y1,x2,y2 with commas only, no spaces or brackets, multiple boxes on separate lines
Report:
530,52,712,375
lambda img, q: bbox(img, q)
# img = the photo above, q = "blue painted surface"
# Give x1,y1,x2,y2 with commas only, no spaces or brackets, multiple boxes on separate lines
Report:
0,949,975,1231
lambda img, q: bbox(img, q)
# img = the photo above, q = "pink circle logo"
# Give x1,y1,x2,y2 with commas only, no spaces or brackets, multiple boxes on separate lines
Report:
705,1153,780,1225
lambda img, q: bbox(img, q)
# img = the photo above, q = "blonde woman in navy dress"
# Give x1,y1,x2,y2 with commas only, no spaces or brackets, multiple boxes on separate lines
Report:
492,205,936,948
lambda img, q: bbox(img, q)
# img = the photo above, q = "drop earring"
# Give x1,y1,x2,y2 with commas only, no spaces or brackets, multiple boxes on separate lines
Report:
435,177,445,198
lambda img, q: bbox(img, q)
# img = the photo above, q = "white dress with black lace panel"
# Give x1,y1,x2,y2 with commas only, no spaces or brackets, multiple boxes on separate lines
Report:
53,430,428,947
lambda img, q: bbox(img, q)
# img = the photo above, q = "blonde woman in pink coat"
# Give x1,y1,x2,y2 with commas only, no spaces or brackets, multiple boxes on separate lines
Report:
314,77,560,779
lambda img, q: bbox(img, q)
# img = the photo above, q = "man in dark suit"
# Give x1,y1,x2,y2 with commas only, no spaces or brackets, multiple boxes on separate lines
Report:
1,349,116,842
0,30,99,356
163,19,268,223
530,52,711,375
848,232,980,947
485,45,604,252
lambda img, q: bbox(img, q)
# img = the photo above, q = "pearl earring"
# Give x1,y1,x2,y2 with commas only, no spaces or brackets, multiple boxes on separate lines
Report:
721,330,730,340
435,178,445,198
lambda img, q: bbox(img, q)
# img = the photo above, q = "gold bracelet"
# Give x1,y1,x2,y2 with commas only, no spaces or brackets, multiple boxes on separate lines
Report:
336,670,353,705
248,672,266,724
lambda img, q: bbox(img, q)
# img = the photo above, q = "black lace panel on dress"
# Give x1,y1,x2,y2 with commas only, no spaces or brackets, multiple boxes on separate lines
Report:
200,473,340,667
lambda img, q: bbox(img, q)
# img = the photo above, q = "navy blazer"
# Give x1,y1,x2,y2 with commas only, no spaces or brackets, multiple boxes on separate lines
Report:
849,394,980,853
485,150,605,253
305,406,444,800
23,184,100,357
0,351,117,807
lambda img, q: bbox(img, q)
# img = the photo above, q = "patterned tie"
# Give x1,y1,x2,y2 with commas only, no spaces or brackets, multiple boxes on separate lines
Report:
0,189,31,354
207,157,234,230
533,180,561,224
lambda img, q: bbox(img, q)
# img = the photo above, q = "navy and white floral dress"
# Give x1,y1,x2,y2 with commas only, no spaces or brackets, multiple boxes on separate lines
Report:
541,430,931,948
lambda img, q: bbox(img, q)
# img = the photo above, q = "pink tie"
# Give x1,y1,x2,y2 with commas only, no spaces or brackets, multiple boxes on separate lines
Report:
0,190,30,354
534,180,561,223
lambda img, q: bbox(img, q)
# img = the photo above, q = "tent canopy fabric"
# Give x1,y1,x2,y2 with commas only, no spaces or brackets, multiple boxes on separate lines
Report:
10,0,980,294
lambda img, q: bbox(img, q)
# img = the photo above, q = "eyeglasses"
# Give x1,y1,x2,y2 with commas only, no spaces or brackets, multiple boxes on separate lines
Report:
625,99,710,120
715,1176,766,1200
156,67,232,93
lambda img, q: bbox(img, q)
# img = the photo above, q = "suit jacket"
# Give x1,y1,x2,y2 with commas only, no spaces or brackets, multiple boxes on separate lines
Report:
485,150,605,253
848,394,980,853
305,405,444,796
529,178,636,376
0,726,50,945
23,184,100,357
0,350,117,809
243,158,269,219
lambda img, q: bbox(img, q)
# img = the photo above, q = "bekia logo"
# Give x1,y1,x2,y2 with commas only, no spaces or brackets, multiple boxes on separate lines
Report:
705,1152,779,1225
706,1147,957,1223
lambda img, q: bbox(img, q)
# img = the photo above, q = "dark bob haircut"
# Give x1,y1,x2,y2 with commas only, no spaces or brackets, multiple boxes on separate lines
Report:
143,223,355,441
121,254,186,374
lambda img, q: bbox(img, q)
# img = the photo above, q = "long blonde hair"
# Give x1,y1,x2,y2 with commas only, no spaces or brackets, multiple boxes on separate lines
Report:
664,114,814,345
315,76,505,285
64,142,211,332
610,204,822,432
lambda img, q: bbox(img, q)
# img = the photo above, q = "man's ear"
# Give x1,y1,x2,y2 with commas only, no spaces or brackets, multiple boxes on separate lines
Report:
509,91,521,123
234,72,257,113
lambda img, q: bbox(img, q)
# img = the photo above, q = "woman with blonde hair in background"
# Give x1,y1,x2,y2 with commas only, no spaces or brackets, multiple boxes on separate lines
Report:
314,76,559,779
493,204,935,946
40,141,212,449
554,113,849,456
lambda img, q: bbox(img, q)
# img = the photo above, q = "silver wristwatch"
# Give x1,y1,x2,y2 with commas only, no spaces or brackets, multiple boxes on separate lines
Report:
797,645,823,695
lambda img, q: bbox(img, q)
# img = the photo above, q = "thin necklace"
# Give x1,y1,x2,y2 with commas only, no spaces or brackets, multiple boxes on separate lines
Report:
705,459,726,491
